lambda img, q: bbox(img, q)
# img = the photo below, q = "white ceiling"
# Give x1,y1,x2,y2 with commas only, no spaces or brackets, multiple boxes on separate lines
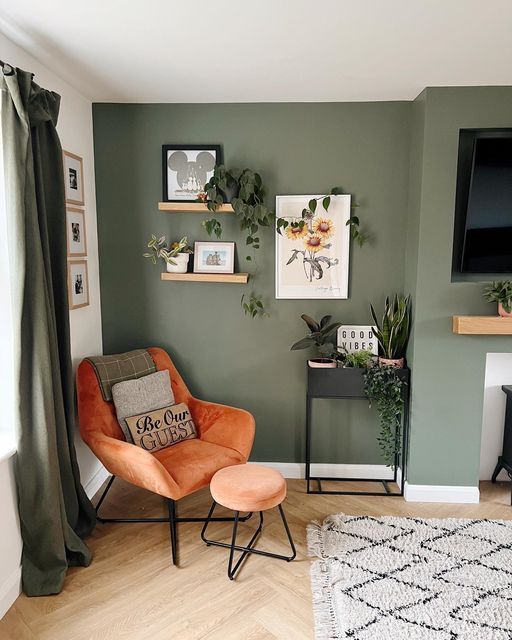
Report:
1,0,512,103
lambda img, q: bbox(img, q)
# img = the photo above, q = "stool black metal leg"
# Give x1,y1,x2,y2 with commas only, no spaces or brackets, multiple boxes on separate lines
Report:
228,512,240,580
202,501,296,580
278,504,296,561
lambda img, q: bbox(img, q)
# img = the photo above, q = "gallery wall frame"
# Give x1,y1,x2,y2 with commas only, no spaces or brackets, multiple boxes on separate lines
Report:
66,207,87,257
63,150,85,206
68,259,90,310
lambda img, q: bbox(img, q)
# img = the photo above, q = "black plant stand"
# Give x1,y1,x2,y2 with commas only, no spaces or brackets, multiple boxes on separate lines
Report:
491,385,512,504
305,366,410,496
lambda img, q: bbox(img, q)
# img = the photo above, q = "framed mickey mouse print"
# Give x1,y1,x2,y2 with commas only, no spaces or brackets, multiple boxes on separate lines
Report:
162,144,222,202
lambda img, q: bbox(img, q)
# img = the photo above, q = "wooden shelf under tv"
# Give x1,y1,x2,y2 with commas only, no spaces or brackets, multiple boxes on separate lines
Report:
158,202,234,213
452,315,512,335
161,272,248,284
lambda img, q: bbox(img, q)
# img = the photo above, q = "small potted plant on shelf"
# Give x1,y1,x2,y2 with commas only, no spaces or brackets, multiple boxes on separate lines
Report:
291,314,342,368
341,349,375,368
370,294,411,368
143,235,193,273
483,281,512,317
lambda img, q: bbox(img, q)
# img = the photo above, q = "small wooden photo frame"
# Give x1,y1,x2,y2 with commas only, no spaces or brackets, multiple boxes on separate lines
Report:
193,241,235,274
68,260,90,309
66,208,87,257
63,150,85,206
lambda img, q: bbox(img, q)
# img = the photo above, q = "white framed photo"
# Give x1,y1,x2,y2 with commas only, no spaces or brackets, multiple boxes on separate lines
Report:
63,150,85,206
275,194,351,299
66,207,87,257
68,260,90,310
193,241,235,274
338,325,378,355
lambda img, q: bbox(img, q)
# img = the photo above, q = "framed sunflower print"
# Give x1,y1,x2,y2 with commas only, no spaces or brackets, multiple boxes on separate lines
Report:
275,194,351,299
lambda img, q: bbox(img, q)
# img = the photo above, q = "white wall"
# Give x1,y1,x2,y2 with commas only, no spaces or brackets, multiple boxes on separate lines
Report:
479,353,512,480
0,31,105,618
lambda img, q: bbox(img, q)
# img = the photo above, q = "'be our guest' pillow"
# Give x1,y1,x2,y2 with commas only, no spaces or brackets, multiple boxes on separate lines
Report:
125,403,197,452
111,370,174,442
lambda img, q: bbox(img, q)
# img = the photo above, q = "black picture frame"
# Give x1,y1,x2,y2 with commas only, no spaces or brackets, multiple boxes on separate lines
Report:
162,144,223,203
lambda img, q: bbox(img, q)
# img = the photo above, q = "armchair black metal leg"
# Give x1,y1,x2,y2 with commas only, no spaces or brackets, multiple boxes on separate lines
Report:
95,475,116,523
167,499,178,566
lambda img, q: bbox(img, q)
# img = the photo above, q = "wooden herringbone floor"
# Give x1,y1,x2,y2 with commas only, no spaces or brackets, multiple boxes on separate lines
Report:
1,479,511,640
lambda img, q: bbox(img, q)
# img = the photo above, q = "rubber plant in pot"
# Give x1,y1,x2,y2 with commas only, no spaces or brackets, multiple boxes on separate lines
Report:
483,281,512,317
143,234,193,273
290,314,342,368
370,294,411,368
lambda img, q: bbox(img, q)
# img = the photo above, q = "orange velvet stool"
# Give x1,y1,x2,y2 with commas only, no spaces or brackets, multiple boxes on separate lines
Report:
201,464,296,580
76,346,255,565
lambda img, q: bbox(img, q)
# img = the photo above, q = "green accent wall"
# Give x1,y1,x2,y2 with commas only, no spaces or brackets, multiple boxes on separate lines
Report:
405,87,512,486
92,102,411,464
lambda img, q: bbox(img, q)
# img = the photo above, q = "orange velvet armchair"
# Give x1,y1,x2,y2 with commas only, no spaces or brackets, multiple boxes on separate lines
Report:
77,347,255,565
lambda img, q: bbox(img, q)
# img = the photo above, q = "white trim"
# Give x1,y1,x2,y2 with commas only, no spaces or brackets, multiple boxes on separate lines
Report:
0,567,21,620
404,482,480,504
83,465,110,499
249,462,395,481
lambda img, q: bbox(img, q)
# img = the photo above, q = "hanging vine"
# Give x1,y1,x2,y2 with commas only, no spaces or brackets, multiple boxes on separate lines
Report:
201,165,368,317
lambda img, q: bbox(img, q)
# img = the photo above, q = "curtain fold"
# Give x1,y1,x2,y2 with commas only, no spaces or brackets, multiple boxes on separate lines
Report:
1,65,96,596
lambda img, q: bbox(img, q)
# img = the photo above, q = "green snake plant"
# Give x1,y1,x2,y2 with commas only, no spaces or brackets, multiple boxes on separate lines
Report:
370,294,411,360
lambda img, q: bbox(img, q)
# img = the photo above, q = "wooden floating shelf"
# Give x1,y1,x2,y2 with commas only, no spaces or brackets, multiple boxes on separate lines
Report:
161,272,248,284
158,202,234,213
452,315,512,335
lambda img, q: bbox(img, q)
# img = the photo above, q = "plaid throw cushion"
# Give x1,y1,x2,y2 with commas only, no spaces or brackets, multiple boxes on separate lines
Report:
85,349,156,401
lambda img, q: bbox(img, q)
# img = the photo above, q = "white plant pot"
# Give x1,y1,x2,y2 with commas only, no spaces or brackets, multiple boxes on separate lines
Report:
166,253,190,273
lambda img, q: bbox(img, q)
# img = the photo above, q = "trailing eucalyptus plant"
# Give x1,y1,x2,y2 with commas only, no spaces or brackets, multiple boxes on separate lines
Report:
363,363,406,466
202,165,274,317
275,187,367,248
202,167,368,317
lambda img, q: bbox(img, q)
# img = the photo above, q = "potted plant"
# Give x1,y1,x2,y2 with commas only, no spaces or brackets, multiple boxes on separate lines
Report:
370,294,411,368
483,281,512,317
290,314,342,367
143,234,193,273
341,349,375,368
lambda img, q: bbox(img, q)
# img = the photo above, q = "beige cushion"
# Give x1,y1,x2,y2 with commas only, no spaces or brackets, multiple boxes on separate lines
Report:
111,370,174,442
125,403,197,452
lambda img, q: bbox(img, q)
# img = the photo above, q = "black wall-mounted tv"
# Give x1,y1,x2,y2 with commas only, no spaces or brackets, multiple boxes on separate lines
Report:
452,129,512,274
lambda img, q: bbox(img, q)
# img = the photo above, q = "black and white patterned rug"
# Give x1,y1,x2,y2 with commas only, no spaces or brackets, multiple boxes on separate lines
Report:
308,513,512,640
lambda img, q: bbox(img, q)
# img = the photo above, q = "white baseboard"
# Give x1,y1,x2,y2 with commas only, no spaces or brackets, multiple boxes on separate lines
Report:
83,465,111,500
404,482,480,504
249,461,395,481
0,567,21,620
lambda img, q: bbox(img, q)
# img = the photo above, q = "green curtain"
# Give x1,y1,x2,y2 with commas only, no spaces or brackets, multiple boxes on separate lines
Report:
1,65,96,596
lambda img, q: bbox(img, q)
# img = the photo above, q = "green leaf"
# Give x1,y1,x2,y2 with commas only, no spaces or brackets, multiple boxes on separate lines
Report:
322,196,331,211
300,314,320,332
246,255,252,261
246,236,253,245
330,186,343,195
308,199,317,214
291,337,314,351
